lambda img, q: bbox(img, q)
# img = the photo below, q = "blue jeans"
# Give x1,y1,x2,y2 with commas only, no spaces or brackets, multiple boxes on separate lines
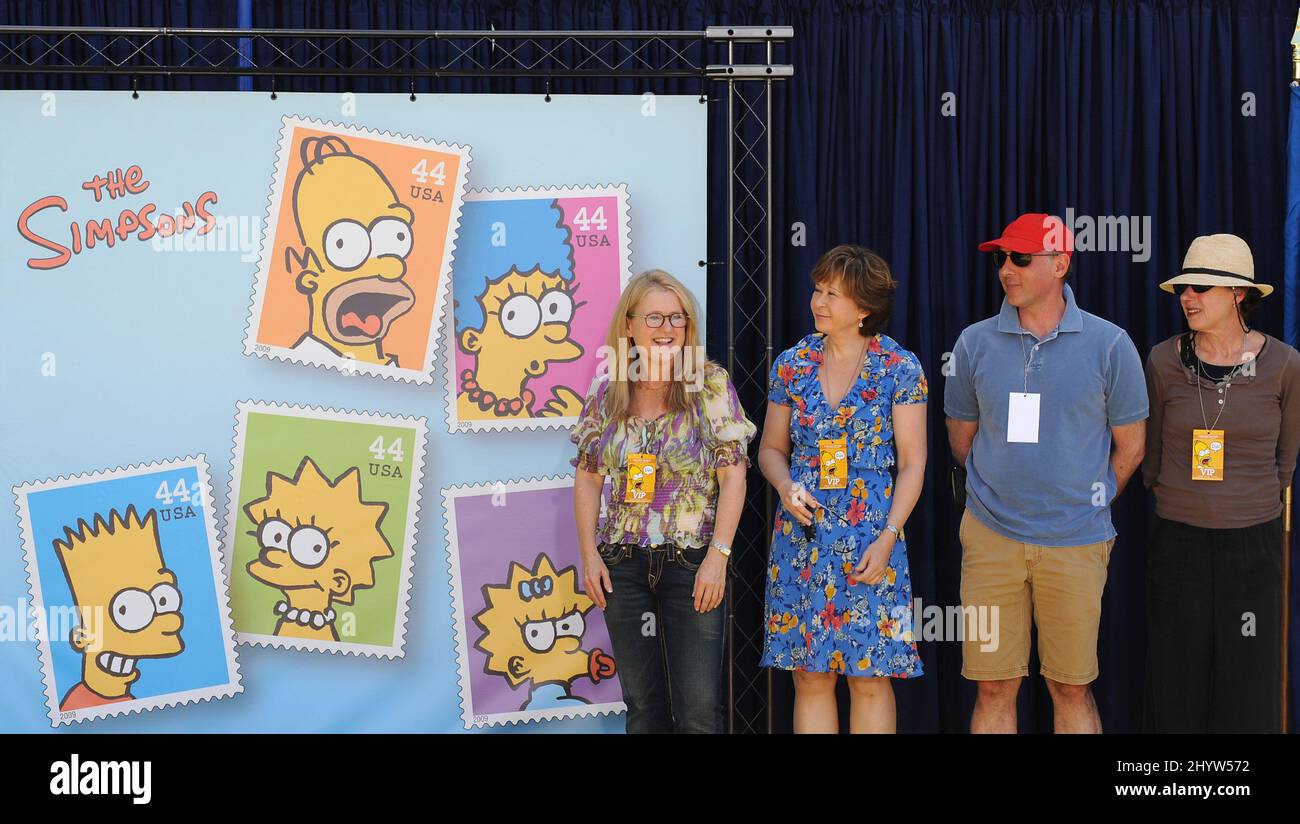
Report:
598,542,725,734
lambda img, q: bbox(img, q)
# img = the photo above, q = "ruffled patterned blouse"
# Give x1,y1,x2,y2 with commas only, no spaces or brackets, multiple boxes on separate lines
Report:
571,362,757,548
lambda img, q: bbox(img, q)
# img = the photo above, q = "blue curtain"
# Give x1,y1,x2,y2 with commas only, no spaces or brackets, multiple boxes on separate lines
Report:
1286,86,1299,349
3,0,1297,733
769,0,1299,734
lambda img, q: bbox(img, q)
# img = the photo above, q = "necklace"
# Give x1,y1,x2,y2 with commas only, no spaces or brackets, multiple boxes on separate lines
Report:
460,369,535,416
821,335,870,405
1192,330,1249,372
1191,333,1236,430
275,601,336,630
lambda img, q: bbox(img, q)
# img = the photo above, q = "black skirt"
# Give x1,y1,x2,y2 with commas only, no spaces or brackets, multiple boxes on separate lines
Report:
1143,515,1284,733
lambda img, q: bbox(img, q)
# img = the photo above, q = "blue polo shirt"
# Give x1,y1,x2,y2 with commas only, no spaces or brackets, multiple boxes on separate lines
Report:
944,284,1148,546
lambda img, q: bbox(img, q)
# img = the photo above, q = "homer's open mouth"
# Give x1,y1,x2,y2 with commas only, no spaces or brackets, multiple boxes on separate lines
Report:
323,277,415,343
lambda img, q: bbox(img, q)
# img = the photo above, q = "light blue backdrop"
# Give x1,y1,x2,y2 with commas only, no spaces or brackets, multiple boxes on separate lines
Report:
0,91,707,732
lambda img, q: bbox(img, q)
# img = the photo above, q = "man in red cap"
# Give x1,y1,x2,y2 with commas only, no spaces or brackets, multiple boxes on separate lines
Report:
943,213,1148,733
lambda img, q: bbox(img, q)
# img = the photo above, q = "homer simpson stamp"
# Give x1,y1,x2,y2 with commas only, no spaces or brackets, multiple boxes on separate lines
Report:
245,116,470,383
447,185,632,432
225,401,427,657
442,475,625,727
14,456,241,726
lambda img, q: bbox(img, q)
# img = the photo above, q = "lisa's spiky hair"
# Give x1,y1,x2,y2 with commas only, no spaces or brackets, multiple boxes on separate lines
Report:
472,553,592,686
243,456,392,602
54,506,166,607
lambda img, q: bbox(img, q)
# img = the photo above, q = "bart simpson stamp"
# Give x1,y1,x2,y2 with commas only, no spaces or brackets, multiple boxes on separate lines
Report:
442,475,625,727
447,185,632,432
245,116,470,383
225,401,427,657
14,456,241,726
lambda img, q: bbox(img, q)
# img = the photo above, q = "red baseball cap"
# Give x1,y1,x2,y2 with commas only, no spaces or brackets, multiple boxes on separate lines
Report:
978,213,1073,259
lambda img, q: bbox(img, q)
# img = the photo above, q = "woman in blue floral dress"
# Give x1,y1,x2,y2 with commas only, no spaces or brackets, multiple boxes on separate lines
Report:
758,245,928,733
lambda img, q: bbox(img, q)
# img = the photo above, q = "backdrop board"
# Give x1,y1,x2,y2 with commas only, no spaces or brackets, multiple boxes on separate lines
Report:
0,90,707,732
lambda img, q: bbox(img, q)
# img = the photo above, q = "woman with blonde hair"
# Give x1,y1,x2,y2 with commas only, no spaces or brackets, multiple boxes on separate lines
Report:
572,269,756,733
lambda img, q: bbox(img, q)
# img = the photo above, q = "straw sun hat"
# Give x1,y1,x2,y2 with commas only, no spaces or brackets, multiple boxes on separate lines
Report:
1158,233,1274,297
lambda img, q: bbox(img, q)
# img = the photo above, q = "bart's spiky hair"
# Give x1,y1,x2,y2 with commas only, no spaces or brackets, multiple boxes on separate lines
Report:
472,553,592,686
54,506,161,573
243,456,392,602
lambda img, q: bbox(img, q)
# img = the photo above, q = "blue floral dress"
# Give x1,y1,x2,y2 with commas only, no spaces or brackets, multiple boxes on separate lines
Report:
761,332,927,677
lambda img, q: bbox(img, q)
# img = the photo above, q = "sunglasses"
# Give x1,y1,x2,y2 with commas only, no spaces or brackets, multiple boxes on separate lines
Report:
1179,284,1215,294
992,250,1062,268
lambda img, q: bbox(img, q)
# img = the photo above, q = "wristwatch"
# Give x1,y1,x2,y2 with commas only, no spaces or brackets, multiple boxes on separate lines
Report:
710,540,732,558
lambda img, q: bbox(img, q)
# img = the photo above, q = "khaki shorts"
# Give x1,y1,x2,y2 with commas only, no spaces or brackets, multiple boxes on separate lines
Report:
959,511,1114,685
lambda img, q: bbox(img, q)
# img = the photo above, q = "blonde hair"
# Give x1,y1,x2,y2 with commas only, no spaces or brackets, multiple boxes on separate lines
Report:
601,269,711,422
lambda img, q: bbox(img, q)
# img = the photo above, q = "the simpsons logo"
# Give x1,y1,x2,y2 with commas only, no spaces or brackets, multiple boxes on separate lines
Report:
54,506,184,712
473,553,616,711
285,135,417,367
243,456,392,641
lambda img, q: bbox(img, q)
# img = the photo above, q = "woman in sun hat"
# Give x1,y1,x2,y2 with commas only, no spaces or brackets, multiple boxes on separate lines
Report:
1141,233,1300,733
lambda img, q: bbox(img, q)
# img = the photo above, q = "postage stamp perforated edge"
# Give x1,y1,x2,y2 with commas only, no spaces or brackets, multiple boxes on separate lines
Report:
443,183,632,434
441,473,627,728
224,400,427,659
13,455,243,727
241,114,472,385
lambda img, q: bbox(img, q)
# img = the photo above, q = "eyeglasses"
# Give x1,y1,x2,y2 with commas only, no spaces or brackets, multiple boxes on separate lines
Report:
628,312,688,328
992,250,1062,268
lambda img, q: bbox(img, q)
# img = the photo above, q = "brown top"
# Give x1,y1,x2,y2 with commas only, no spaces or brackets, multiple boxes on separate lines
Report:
1143,332,1300,529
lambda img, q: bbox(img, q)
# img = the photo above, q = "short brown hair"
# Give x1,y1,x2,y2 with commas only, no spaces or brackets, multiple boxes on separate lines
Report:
810,244,896,336
1238,287,1264,324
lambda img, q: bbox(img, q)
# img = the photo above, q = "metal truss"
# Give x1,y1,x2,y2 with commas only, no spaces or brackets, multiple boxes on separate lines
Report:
0,24,789,733
723,39,777,735
0,25,791,79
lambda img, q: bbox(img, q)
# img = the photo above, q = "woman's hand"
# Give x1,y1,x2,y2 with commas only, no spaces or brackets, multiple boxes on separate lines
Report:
850,532,895,586
693,548,728,612
582,549,613,609
778,480,821,526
